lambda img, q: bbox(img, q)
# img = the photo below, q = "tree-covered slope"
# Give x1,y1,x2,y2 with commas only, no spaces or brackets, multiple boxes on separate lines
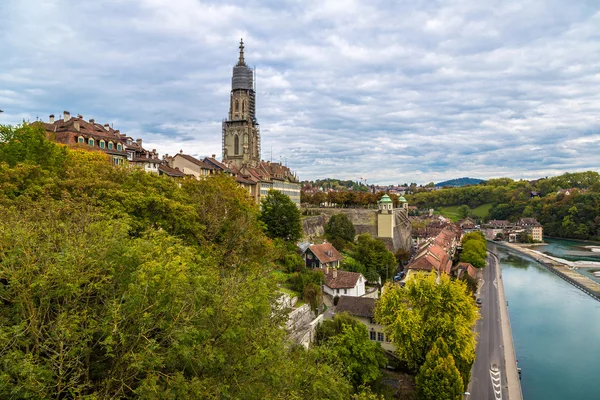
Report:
435,177,485,187
0,123,358,399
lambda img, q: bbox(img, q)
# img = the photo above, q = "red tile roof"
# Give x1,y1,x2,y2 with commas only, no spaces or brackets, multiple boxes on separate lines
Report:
320,268,362,289
309,243,343,264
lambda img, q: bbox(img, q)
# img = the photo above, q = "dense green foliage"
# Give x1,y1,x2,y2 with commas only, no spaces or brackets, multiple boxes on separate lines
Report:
435,177,484,187
0,124,358,399
316,314,387,389
415,338,464,400
375,273,478,389
352,234,396,281
322,324,388,388
326,213,356,248
260,189,302,242
460,231,487,268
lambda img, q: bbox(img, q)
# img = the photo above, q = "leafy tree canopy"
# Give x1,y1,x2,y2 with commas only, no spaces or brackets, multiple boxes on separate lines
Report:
415,337,464,400
352,234,396,281
375,273,478,386
0,123,355,399
326,213,356,243
260,189,302,242
318,318,387,388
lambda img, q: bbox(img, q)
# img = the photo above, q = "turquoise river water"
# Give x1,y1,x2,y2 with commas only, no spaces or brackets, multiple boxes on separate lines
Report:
489,243,600,400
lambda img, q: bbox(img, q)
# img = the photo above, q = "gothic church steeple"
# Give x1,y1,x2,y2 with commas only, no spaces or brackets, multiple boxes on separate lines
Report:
222,39,260,168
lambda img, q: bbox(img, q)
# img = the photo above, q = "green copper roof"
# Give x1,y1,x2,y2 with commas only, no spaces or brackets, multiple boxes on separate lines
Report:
399,196,407,202
379,194,393,203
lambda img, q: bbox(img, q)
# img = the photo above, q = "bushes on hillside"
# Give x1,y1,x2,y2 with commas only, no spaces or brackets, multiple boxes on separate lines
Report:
0,123,358,399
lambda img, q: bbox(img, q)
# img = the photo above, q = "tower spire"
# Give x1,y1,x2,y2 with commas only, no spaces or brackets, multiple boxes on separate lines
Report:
237,38,246,66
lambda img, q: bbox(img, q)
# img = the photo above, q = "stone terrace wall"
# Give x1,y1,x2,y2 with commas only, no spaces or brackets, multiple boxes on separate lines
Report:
302,215,326,239
302,208,378,239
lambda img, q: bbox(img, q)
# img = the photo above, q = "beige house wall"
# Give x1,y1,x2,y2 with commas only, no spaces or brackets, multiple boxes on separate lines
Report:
353,315,395,353
531,226,543,241
170,155,211,180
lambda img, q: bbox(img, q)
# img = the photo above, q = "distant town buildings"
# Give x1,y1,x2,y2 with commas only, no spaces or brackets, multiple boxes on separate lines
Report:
405,228,459,277
482,218,543,242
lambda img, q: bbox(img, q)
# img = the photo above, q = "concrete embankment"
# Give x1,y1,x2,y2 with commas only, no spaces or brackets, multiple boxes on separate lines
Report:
496,242,600,302
489,251,523,400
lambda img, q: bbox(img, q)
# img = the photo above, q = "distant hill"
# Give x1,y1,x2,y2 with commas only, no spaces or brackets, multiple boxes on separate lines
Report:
435,177,485,187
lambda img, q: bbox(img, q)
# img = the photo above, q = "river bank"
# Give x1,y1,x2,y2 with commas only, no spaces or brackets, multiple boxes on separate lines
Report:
490,252,523,400
495,241,600,299
491,244,600,400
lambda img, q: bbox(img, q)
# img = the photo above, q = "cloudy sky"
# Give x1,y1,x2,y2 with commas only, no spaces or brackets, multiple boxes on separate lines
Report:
1,0,599,184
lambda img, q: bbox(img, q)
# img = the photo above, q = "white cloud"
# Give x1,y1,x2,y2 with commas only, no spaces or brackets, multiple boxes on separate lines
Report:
1,0,600,184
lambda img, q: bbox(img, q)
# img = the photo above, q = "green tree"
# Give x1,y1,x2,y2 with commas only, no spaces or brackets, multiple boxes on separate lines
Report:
0,123,68,174
375,273,478,387
415,338,464,400
326,213,356,243
0,126,359,398
321,323,387,388
457,205,470,219
353,234,396,281
260,189,302,241
460,231,487,268
316,312,361,343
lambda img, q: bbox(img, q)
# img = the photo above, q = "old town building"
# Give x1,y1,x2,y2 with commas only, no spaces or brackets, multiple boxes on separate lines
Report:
40,111,159,171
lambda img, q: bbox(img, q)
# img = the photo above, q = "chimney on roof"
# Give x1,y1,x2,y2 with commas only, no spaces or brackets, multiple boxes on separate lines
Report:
77,114,83,119
74,118,80,132
333,268,337,279
212,154,216,158
103,124,110,131
64,111,70,122
136,138,142,147
89,118,95,125
325,266,329,274
49,114,55,124
180,149,183,154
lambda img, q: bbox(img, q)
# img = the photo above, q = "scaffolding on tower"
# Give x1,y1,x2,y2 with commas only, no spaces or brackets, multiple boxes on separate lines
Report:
222,119,227,159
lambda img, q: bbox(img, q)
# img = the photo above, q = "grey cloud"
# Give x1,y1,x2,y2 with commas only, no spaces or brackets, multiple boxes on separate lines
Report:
1,0,600,184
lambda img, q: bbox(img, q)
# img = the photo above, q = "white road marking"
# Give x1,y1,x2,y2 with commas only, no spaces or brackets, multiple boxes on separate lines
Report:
493,278,498,289
490,365,503,400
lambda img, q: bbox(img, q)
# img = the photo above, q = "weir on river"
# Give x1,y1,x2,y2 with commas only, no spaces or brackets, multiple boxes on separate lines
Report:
489,243,600,400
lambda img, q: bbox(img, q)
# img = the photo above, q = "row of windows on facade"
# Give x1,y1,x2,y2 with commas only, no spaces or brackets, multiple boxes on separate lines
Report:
78,137,122,151
369,330,391,343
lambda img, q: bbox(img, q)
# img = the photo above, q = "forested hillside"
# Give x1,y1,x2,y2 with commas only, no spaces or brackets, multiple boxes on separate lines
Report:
408,173,600,240
0,124,364,399
434,177,484,187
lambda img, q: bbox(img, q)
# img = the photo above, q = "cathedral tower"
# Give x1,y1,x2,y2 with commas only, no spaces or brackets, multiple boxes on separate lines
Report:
222,39,260,168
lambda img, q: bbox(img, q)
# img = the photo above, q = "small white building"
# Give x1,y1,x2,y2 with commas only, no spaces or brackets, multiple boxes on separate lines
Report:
320,267,366,298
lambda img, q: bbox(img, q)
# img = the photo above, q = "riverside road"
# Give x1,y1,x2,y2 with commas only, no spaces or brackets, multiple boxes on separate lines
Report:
469,254,507,400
